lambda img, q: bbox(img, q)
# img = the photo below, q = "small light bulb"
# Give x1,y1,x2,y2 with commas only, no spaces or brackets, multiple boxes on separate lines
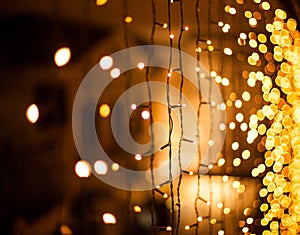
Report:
185,225,190,230
75,160,91,178
131,104,137,110
99,56,113,70
54,47,71,67
111,163,120,171
163,23,168,28
94,160,108,175
110,68,121,79
137,62,145,70
26,104,39,124
184,26,189,31
102,213,117,224
135,154,142,161
170,34,175,39
141,110,150,120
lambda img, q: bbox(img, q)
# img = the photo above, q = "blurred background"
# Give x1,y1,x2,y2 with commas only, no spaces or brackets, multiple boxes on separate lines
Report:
0,0,299,234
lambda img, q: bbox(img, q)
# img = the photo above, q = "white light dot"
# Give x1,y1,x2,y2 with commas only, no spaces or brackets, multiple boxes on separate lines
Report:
135,154,142,161
141,110,150,120
229,122,236,130
110,68,121,79
26,104,39,124
219,123,226,131
99,56,113,70
54,47,71,67
232,142,240,150
208,140,215,146
131,104,137,110
75,160,91,178
94,160,108,175
102,213,117,224
137,62,145,70
111,163,120,171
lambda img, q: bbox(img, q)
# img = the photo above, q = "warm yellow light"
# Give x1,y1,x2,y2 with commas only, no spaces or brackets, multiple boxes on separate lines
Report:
218,158,225,167
110,68,121,79
210,218,217,224
185,225,190,230
244,11,252,18
133,205,142,213
75,160,91,178
218,230,225,235
94,160,108,175
232,181,240,189
236,113,244,122
124,16,133,23
111,163,120,171
229,7,237,15
232,142,239,150
54,47,71,67
102,213,117,224
222,175,229,182
229,122,236,130
240,32,247,40
96,0,108,6
261,1,270,10
217,202,224,208
26,104,39,124
224,47,233,55
233,158,241,167
242,150,251,160
223,208,231,214
249,17,258,27
99,104,111,118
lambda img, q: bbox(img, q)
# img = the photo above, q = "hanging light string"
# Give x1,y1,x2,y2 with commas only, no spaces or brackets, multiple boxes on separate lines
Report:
194,0,202,234
175,0,186,234
207,1,214,235
146,0,157,233
167,0,175,233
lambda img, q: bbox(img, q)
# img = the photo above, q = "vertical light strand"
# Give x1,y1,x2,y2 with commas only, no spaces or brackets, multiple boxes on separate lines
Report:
147,0,157,234
122,0,132,233
176,0,185,234
167,0,175,233
194,1,202,235
207,1,214,235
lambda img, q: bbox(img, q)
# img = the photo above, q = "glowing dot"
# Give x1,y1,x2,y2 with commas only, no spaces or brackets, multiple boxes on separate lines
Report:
232,142,240,150
229,122,236,130
223,208,231,214
240,32,247,39
99,56,113,70
75,160,91,178
240,123,248,131
229,7,237,15
261,1,270,10
217,202,224,208
99,104,111,118
197,216,203,222
242,227,249,233
96,0,108,6
133,205,142,213
224,47,233,55
184,26,189,31
94,160,108,175
170,34,174,39
249,17,258,27
124,16,133,23
247,217,254,224
60,225,72,235
135,154,142,161
141,110,150,120
26,104,39,124
233,158,241,167
163,193,168,198
222,175,229,182
219,123,226,131
110,68,121,79
218,21,224,27
222,77,230,86
54,47,71,67
235,99,242,108
208,140,215,146
218,158,226,167
111,163,120,171
102,213,117,224
242,91,251,101
218,230,225,235
137,62,145,70
163,23,168,28
242,150,251,160
131,104,137,110
236,113,244,122
185,225,190,230
244,11,252,18
232,181,240,188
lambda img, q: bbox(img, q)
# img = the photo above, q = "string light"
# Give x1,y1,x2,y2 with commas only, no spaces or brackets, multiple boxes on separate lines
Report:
102,213,117,224
99,56,113,70
75,160,91,178
26,104,39,124
54,47,71,67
